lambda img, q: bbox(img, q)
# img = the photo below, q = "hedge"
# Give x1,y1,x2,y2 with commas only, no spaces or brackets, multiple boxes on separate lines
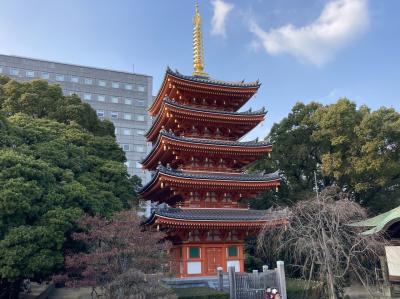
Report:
172,287,229,299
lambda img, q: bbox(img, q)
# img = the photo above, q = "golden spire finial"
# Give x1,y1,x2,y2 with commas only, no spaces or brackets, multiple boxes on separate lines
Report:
193,2,208,77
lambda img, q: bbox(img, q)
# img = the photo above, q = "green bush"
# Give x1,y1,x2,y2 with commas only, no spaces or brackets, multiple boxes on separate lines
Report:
173,287,229,299
287,278,324,299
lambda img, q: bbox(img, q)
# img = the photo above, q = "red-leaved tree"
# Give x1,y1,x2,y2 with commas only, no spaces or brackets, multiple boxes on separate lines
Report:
54,210,175,299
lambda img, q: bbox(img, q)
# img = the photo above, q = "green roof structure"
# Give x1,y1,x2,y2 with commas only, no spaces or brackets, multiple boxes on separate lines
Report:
350,206,400,236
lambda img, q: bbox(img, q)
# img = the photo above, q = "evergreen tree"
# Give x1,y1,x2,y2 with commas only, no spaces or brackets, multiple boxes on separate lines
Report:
0,77,140,298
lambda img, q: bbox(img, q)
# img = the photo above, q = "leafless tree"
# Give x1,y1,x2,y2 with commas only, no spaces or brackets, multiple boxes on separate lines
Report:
54,210,176,299
258,187,386,299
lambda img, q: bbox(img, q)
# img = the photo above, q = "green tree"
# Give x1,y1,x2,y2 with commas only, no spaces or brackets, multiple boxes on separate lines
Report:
248,102,326,208
0,77,141,298
0,76,114,136
251,99,400,212
312,100,400,211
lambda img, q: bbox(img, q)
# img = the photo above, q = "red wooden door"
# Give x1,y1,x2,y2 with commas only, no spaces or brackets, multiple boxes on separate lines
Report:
206,247,223,275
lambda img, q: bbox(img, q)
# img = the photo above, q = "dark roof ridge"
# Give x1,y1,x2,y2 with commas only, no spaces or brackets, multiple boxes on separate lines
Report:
163,98,267,116
140,130,272,165
145,98,267,137
156,164,279,181
166,67,261,88
160,129,272,146
142,205,288,223
138,165,280,194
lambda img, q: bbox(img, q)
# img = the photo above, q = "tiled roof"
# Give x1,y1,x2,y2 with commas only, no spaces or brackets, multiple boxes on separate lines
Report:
161,129,271,147
141,130,272,168
157,165,279,181
349,206,400,235
167,67,260,88
145,99,267,137
143,205,288,224
163,98,267,116
139,165,280,194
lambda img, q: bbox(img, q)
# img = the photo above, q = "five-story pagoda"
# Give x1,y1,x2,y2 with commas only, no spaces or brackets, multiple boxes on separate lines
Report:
140,4,286,277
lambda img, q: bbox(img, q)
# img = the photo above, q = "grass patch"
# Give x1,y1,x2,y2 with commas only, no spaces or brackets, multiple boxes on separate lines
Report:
172,287,229,299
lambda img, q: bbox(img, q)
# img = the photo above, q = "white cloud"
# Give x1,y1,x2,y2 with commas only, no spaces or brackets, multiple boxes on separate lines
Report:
211,0,234,37
249,0,369,65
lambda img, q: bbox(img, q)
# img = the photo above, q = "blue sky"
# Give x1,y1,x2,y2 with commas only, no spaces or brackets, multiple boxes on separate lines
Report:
0,0,399,139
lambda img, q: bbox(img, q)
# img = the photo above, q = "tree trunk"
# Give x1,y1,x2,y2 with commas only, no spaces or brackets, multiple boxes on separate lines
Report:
326,267,336,299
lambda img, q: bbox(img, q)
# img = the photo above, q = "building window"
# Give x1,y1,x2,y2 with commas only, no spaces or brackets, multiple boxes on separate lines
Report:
26,70,35,78
123,128,132,135
137,100,145,106
122,144,131,151
189,247,200,259
84,78,93,85
56,74,64,81
137,130,145,135
124,113,132,120
111,97,119,104
97,95,105,102
98,80,106,87
111,111,118,119
71,76,79,83
41,72,50,79
96,110,104,117
137,115,145,121
125,84,133,90
135,162,142,169
10,68,19,76
228,246,238,257
112,82,119,88
0,66,3,73
136,146,144,152
124,99,132,105
137,85,146,92
84,93,92,100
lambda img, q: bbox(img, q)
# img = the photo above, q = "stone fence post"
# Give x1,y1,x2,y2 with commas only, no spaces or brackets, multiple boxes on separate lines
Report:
217,267,224,291
276,261,287,299
228,266,236,299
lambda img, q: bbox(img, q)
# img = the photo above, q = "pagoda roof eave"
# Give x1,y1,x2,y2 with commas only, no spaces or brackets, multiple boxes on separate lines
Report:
138,165,280,197
166,67,261,89
149,68,261,116
145,99,266,140
143,207,288,228
163,98,267,116
141,131,272,169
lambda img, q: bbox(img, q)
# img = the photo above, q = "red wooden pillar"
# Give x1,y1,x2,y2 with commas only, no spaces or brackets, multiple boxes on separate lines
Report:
181,244,188,277
239,243,244,272
201,244,206,276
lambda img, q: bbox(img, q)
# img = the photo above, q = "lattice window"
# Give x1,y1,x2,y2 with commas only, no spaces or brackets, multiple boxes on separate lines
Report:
222,193,232,202
204,158,214,168
219,158,227,168
191,157,199,167
205,192,217,202
190,191,201,202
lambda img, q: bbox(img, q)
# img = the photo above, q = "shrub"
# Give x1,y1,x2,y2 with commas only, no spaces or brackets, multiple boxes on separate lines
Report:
287,278,324,299
173,287,229,299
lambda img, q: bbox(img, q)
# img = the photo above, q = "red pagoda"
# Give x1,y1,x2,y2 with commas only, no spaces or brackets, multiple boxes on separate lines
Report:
140,4,286,277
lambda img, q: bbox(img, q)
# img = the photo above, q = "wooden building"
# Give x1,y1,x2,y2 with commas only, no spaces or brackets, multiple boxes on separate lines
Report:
140,4,287,277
